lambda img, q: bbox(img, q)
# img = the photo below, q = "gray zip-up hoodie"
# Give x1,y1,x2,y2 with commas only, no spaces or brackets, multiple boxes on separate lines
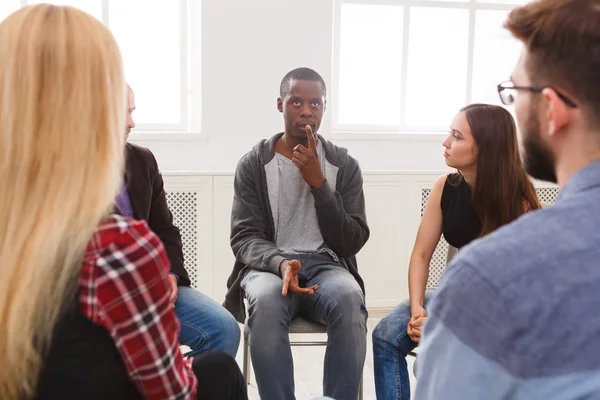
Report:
224,132,370,322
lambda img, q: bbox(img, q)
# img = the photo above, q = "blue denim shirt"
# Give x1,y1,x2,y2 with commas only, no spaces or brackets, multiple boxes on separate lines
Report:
416,160,600,399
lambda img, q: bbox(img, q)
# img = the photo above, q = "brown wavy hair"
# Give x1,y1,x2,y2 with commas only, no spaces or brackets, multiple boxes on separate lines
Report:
450,104,541,236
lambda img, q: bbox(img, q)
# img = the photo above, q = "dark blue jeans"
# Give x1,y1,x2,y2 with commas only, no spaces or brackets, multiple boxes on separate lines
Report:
372,289,436,400
175,286,240,358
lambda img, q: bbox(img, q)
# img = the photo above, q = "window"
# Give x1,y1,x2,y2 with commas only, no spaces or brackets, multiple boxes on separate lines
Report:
338,5,404,126
109,0,185,128
333,0,524,135
2,1,200,133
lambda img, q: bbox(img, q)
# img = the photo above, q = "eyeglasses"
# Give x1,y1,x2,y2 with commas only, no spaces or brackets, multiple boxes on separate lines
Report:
497,80,577,108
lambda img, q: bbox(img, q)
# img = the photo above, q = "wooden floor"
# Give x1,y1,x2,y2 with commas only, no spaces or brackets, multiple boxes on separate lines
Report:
233,316,417,400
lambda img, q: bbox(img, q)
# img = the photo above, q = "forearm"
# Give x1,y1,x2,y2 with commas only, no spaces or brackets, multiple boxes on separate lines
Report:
147,166,188,282
158,228,188,280
312,183,369,257
408,253,430,311
232,234,284,276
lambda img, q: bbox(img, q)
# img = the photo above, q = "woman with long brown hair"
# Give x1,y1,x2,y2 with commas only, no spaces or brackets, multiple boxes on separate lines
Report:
0,5,246,400
372,104,540,400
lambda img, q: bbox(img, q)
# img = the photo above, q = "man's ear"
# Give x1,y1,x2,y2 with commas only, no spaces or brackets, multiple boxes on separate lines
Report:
277,98,283,113
541,88,572,138
323,99,327,113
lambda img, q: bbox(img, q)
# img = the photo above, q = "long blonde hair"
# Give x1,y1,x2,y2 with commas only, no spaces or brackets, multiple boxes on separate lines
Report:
0,5,126,398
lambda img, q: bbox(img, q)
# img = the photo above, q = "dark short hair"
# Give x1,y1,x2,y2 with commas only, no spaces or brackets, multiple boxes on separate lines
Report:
279,67,326,99
505,0,600,125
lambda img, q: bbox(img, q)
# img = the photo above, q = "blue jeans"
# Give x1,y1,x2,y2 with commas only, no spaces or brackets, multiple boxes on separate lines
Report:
175,286,241,358
241,253,368,400
372,289,437,400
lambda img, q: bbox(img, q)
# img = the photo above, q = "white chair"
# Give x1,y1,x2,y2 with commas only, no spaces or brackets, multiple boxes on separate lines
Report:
243,316,364,400
180,345,192,358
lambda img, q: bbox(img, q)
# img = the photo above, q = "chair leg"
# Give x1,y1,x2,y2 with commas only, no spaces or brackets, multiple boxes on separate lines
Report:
358,375,363,400
243,331,250,385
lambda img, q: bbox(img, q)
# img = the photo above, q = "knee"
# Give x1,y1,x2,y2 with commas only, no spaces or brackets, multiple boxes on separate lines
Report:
220,312,241,340
372,318,405,360
327,286,367,326
372,318,389,343
247,291,290,325
212,312,241,357
245,274,289,317
372,306,411,352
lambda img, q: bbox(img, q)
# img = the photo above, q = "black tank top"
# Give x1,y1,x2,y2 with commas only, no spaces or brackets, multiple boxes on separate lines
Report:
440,173,482,249
34,291,143,400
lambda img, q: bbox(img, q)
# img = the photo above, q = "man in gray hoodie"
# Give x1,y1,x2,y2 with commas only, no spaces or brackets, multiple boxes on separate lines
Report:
224,68,369,400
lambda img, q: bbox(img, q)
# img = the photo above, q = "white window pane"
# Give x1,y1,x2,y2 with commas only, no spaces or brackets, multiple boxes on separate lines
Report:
338,4,403,126
0,1,20,23
27,0,102,21
110,0,182,126
405,7,469,128
471,10,522,105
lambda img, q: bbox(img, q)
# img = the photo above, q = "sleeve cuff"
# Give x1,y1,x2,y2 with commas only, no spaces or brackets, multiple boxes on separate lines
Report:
310,180,335,204
269,255,287,276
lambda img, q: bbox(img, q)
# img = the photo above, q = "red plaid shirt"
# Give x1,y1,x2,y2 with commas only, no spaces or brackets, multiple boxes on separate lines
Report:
80,215,197,399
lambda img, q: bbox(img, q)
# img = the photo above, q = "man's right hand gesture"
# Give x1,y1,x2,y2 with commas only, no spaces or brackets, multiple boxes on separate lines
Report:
280,259,319,296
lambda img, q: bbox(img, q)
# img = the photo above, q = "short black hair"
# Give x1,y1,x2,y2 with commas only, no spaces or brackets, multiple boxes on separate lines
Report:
279,67,327,99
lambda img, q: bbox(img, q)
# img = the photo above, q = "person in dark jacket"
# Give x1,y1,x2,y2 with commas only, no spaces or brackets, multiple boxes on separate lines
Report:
118,86,240,358
224,68,369,400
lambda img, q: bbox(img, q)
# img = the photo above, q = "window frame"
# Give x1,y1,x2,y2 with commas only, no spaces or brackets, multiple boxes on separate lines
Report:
332,0,518,139
20,0,201,136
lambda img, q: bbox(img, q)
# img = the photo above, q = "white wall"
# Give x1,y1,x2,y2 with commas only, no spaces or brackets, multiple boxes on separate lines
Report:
164,172,444,310
129,1,555,310
131,0,449,174
164,173,557,311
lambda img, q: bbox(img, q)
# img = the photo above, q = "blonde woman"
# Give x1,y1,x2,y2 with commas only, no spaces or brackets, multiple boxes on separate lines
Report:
0,5,246,400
